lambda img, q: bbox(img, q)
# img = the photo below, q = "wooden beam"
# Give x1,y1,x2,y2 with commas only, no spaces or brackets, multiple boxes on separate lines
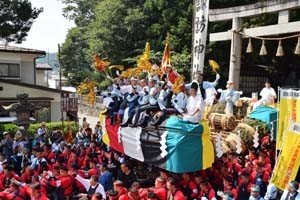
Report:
209,0,300,22
209,21,300,42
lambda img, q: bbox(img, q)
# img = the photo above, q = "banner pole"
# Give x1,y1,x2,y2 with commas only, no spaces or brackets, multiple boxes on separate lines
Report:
275,86,280,161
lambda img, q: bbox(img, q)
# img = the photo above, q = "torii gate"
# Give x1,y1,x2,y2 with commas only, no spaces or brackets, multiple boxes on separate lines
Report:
208,0,300,89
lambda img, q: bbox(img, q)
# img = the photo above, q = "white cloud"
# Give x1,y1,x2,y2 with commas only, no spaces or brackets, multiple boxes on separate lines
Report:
14,0,75,52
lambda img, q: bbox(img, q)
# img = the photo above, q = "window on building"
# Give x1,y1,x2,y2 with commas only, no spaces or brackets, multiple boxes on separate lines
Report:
0,63,21,78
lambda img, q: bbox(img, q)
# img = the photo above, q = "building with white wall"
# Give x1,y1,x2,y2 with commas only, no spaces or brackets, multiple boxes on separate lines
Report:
0,45,75,122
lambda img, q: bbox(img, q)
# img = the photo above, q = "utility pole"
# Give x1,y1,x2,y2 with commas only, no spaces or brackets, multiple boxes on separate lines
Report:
58,44,64,131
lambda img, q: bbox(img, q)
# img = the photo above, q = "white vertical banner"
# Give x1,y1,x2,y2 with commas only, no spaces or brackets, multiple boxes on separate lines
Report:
192,0,210,76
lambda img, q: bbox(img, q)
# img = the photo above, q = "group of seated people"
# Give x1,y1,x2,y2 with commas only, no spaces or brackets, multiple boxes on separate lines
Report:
0,121,299,200
103,66,222,127
103,65,278,124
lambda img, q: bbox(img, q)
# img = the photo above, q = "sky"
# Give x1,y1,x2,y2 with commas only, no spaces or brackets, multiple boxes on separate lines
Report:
15,0,75,53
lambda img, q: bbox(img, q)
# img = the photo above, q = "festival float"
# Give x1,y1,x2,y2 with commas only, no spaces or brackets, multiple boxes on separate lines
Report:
75,0,300,191
76,34,282,175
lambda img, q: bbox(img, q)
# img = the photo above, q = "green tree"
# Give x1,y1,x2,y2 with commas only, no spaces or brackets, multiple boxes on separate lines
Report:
60,0,299,86
0,0,42,43
60,27,93,86
60,0,99,26
88,0,147,64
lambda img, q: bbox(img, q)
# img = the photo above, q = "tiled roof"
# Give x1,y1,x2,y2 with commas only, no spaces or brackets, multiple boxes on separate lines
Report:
0,45,45,55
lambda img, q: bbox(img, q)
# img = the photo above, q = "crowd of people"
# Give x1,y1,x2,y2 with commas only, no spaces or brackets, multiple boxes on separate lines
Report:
0,120,299,200
0,65,297,200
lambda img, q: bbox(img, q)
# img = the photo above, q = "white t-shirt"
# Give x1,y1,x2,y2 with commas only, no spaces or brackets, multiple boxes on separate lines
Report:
183,95,204,123
260,87,276,104
103,97,114,108
76,175,106,199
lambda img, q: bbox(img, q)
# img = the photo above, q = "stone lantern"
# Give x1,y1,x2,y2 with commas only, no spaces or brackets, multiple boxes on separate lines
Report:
2,93,42,129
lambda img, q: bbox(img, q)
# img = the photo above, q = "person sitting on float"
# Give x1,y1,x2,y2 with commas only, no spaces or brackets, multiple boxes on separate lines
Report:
151,83,187,127
183,82,205,123
253,80,276,110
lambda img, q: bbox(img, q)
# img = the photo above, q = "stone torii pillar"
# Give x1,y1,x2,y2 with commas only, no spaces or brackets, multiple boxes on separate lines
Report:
229,17,242,89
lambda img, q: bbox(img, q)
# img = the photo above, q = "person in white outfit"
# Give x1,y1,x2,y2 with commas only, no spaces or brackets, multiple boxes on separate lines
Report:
280,180,300,200
186,73,220,103
253,80,277,110
218,81,240,116
183,82,204,123
75,174,106,199
249,184,264,200
264,183,278,200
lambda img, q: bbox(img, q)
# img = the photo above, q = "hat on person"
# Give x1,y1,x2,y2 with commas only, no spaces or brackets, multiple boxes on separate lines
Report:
130,77,138,81
289,180,299,191
131,181,140,188
191,82,198,91
1,160,8,165
222,191,235,200
113,180,124,187
251,184,260,192
3,131,8,136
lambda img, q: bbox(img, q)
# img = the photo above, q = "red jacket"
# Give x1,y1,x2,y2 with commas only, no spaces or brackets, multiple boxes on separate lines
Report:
0,190,26,200
69,171,85,192
250,171,270,184
198,186,216,200
42,150,55,163
0,173,20,191
61,151,72,163
180,179,199,198
152,187,168,200
167,189,186,200
118,188,128,200
22,185,49,200
21,171,38,184
49,174,73,197
67,154,83,168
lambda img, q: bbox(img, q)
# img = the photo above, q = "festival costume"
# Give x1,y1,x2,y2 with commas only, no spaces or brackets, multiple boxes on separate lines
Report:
75,174,106,199
167,189,186,200
253,87,277,110
183,94,204,123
